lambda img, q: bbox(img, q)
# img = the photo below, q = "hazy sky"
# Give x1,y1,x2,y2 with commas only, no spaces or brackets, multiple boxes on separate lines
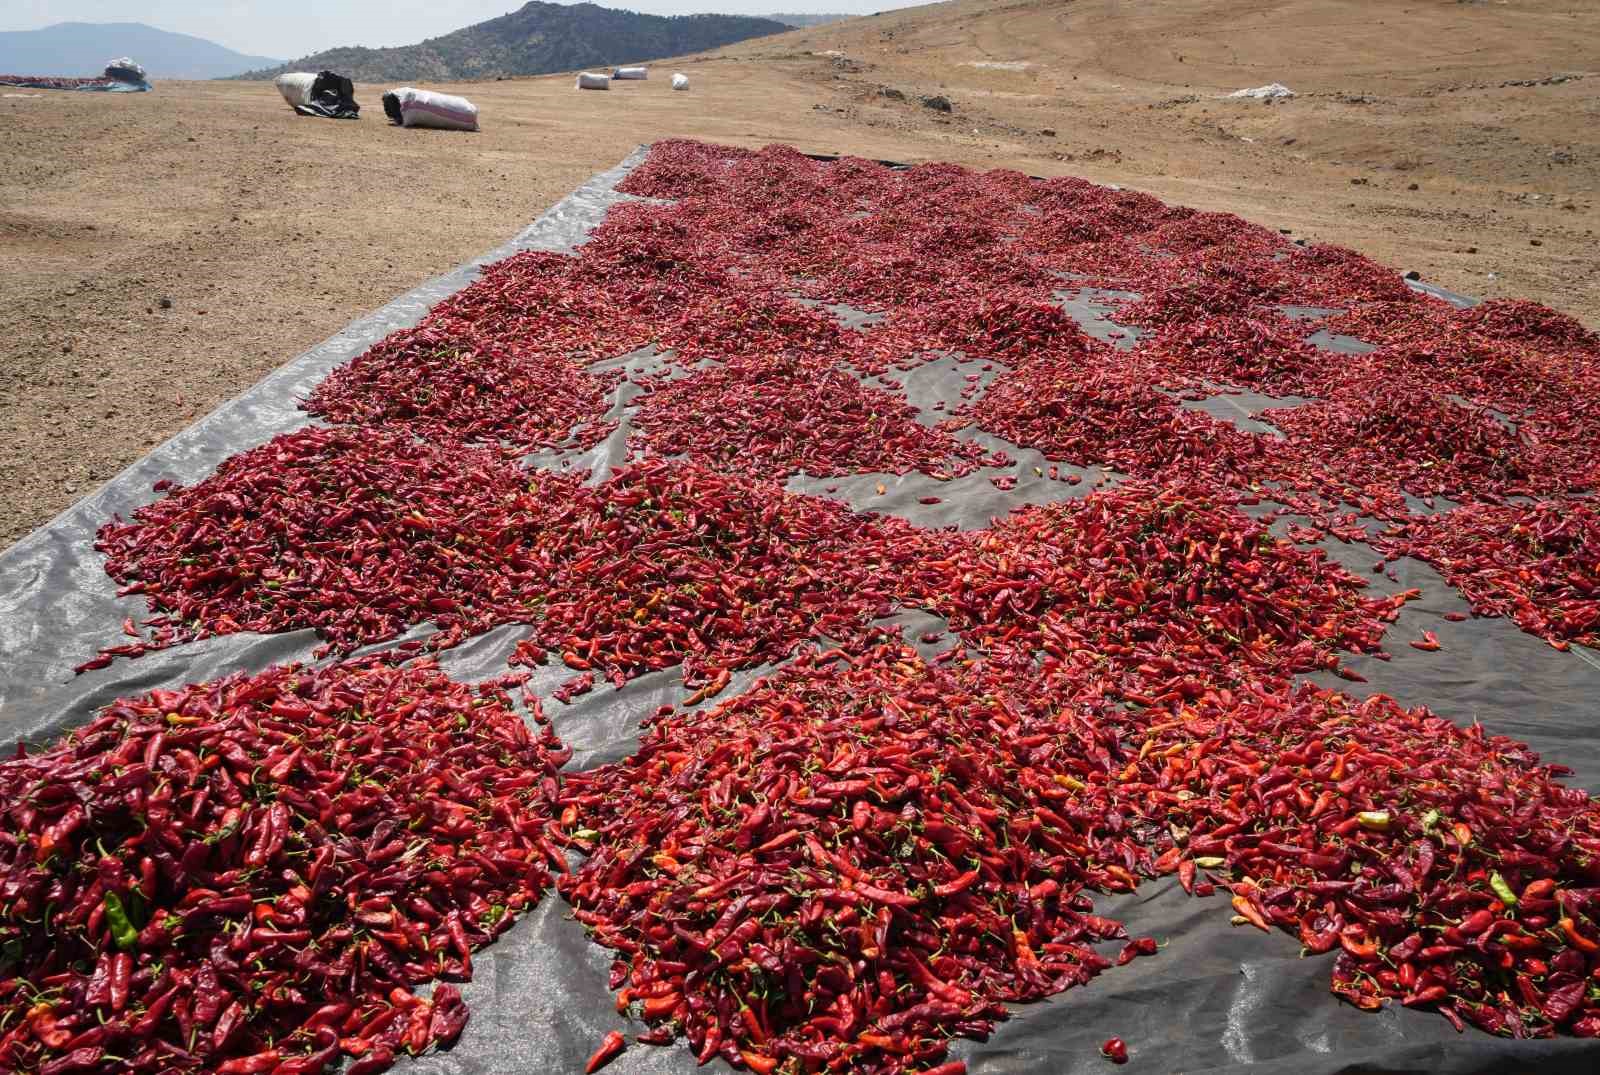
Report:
3,1,927,60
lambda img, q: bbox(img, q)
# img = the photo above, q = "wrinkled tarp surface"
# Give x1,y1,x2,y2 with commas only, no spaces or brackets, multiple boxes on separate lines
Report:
4,146,1600,1075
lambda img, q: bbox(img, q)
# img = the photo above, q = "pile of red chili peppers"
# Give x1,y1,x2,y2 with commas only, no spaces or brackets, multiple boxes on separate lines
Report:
900,479,1409,683
92,427,589,662
1110,680,1600,1038
557,644,1138,1074
630,355,990,481
1376,497,1600,648
0,660,565,1073
507,459,918,688
34,137,1600,1072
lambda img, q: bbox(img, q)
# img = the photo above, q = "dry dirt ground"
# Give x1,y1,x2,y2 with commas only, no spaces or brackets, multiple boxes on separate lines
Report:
2,0,1597,550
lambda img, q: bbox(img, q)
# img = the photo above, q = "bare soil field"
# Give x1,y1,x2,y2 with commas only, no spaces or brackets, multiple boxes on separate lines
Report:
2,0,1596,549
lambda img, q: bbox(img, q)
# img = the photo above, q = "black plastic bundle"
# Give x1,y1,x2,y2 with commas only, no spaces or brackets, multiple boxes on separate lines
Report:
294,71,360,119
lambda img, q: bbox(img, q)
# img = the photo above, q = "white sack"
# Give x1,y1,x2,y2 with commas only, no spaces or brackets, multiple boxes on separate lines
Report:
576,71,611,90
274,72,317,108
1227,82,1295,99
389,86,480,130
671,73,689,91
612,66,648,80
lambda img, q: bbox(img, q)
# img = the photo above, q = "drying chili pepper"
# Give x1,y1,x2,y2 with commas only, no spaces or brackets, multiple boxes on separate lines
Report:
1101,1037,1129,1063
585,1030,626,1073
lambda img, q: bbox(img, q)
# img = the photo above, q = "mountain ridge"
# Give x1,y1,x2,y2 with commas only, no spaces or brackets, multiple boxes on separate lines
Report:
235,2,789,83
0,21,279,80
766,13,853,28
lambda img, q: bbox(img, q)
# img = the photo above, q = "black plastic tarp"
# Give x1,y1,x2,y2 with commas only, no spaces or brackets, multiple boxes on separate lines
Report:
295,70,360,119
4,145,1600,1074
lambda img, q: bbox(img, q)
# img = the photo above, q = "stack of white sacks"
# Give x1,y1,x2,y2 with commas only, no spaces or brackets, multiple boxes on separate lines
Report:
573,66,691,91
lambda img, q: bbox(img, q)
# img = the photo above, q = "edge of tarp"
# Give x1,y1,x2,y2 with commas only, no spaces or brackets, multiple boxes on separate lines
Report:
0,145,649,736
0,145,650,570
1408,277,1479,308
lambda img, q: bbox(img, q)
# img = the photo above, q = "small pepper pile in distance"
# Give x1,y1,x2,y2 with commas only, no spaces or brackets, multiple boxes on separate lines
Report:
306,251,637,453
1263,384,1539,506
629,355,990,481
1132,313,1328,397
902,480,1407,685
967,361,1268,478
0,659,567,1075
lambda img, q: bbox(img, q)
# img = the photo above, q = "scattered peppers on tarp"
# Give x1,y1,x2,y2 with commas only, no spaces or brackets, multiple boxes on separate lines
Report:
0,660,563,1073
46,137,1600,1072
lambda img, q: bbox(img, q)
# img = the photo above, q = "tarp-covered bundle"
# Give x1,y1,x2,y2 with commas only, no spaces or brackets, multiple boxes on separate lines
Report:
281,70,360,119
103,57,146,84
382,86,480,131
671,72,690,91
576,71,610,90
612,66,648,80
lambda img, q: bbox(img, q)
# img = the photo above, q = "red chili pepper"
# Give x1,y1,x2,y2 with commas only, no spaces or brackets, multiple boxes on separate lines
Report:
585,1030,626,1073
1560,917,1600,954
1101,1037,1129,1063
216,1050,281,1074
740,1050,779,1074
1231,893,1271,933
108,952,131,1013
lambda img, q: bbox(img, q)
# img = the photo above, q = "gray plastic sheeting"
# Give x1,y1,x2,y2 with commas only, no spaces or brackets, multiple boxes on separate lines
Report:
2,147,1599,1074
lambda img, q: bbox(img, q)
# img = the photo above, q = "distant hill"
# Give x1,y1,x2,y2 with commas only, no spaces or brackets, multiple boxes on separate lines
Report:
766,13,853,28
235,2,789,83
0,22,279,80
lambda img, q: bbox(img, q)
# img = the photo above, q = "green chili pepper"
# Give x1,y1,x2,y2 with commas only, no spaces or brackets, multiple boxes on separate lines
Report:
104,891,138,950
1356,810,1391,832
1488,871,1519,908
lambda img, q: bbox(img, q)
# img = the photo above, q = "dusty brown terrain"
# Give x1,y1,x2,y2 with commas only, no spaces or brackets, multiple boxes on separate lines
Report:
3,0,1597,550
